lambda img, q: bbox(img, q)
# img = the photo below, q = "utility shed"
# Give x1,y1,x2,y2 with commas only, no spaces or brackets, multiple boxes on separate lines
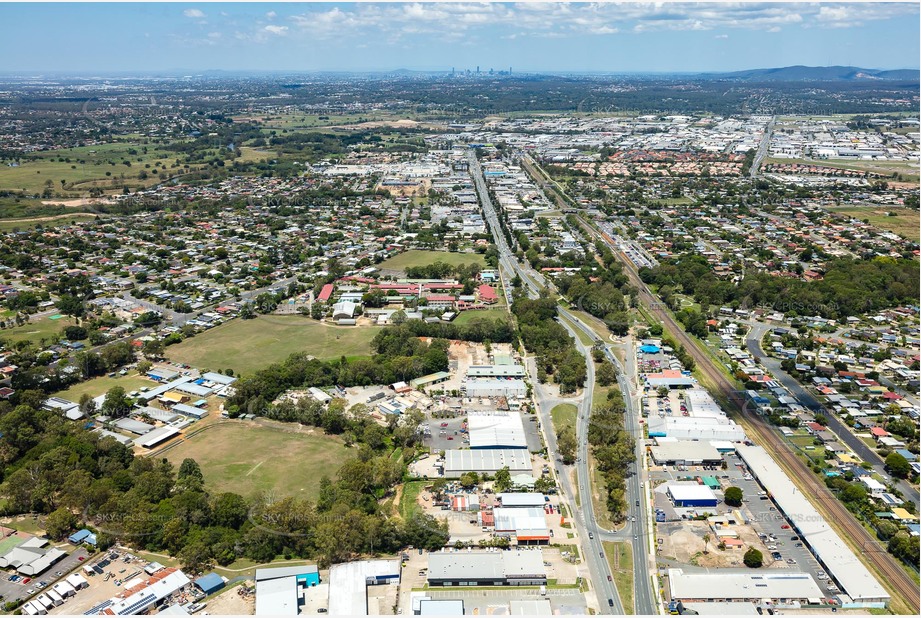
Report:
134,426,180,449
737,444,889,607
194,573,225,595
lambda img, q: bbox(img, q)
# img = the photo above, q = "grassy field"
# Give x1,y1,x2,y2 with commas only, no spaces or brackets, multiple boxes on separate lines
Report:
54,371,153,402
165,315,380,376
163,422,352,500
399,480,427,519
551,403,578,436
0,141,188,195
603,541,634,614
0,213,98,232
765,156,919,182
453,307,509,326
827,206,920,241
0,314,74,345
378,250,486,272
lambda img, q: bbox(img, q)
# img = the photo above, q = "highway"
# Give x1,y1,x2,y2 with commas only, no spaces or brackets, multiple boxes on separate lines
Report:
469,149,627,614
558,309,658,616
745,321,920,505
750,115,775,177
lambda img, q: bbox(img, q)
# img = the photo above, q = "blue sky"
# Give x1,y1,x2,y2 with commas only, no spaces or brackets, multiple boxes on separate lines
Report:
0,2,918,73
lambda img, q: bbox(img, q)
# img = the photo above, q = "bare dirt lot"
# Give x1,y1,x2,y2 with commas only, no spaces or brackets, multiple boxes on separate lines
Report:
205,584,255,615
657,521,782,569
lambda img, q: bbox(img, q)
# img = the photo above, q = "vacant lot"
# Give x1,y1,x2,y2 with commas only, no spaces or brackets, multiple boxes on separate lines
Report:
166,315,380,376
453,307,509,326
378,250,486,272
54,371,152,402
828,206,920,241
163,421,352,500
0,314,74,345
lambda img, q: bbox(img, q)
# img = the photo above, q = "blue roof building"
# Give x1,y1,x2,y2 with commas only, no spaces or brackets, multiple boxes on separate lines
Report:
194,572,226,595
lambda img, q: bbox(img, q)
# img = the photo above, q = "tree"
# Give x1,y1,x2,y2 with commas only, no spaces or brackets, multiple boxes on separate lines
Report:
597,361,617,387
702,533,711,554
44,507,78,540
885,452,911,479
558,427,577,465
743,547,763,568
102,386,132,418
459,472,479,489
143,339,164,359
176,458,205,493
494,467,512,493
724,486,743,507
55,294,85,319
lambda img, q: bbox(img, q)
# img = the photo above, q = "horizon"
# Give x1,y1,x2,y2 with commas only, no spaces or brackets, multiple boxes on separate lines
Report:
1,2,918,73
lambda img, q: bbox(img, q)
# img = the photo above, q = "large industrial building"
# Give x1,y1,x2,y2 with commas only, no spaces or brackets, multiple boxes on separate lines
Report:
649,439,723,466
668,568,824,604
254,565,321,616
646,415,746,441
463,379,527,399
427,550,547,586
328,559,400,616
467,412,528,449
737,445,890,607
85,567,190,616
442,449,532,476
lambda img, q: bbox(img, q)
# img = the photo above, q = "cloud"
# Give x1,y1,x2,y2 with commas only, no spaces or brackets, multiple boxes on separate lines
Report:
266,11,277,20
263,25,288,36
715,34,729,39
183,9,205,19
262,2,918,43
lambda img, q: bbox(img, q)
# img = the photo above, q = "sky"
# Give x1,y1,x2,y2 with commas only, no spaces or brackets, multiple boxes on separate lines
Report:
0,2,918,74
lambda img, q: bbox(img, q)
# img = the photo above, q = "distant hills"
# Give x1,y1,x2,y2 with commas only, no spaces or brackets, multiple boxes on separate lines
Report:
705,65,919,82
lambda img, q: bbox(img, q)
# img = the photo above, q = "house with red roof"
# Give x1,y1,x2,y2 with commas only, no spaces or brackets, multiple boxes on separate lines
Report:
870,426,889,438
477,284,498,305
317,283,335,303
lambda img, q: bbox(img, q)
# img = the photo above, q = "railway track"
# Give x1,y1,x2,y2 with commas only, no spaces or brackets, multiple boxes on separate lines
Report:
579,216,919,613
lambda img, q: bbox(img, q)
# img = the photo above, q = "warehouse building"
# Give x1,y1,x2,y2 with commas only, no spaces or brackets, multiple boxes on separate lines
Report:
468,412,527,449
650,440,723,466
254,565,321,616
328,559,400,616
497,493,546,508
463,379,527,399
443,449,532,476
737,445,890,607
493,508,549,544
466,364,526,379
666,484,719,508
134,425,181,449
683,389,726,418
668,568,823,604
427,550,546,586
647,416,746,442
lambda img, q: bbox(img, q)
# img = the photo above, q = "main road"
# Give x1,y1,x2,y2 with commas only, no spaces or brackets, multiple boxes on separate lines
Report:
470,149,658,614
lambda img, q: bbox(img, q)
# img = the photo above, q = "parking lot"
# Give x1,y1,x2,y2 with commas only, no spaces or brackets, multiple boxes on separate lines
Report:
723,452,832,593
0,547,89,605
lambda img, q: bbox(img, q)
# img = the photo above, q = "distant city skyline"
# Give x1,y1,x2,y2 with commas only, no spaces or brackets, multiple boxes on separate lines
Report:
0,2,918,73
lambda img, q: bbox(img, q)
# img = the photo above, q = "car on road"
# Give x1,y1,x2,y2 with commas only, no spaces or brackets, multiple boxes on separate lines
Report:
786,559,796,564
607,575,612,582
791,536,799,541
608,599,614,608
781,524,790,529
589,532,594,539
636,500,640,506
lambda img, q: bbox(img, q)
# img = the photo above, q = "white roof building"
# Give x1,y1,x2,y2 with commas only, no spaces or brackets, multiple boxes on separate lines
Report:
737,445,889,606
467,412,527,449
668,568,823,602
